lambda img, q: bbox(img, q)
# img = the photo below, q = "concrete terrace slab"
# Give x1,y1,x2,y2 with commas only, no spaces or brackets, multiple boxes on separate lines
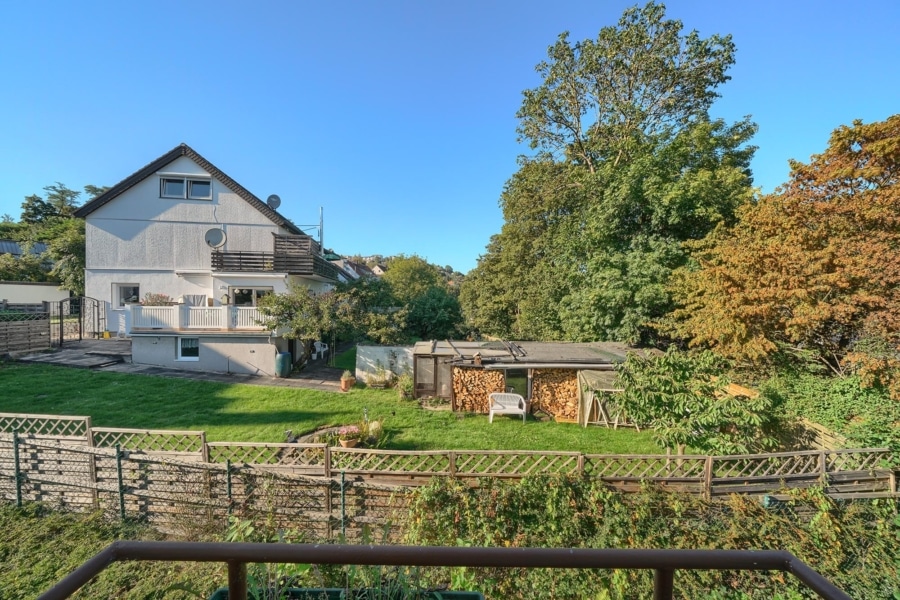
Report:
15,339,343,392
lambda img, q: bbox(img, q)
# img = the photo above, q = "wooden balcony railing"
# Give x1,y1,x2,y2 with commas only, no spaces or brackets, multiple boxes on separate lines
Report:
211,250,342,281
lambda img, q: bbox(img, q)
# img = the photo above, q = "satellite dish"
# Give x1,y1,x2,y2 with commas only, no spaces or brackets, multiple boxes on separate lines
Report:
266,194,281,210
204,228,227,248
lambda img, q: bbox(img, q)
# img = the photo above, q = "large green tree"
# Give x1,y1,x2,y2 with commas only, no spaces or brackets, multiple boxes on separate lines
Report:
461,2,756,343
12,183,101,295
380,255,464,340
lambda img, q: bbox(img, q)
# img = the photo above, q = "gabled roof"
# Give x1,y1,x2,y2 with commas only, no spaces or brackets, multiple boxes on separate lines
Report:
73,143,303,235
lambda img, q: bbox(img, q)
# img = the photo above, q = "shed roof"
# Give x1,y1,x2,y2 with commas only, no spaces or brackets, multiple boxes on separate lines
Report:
412,340,656,368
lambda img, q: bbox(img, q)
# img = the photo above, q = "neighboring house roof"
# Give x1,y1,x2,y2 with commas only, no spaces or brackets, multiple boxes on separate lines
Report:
0,240,48,257
73,143,303,235
352,262,377,278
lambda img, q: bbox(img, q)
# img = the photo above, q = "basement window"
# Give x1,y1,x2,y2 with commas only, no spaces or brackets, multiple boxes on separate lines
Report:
177,337,200,361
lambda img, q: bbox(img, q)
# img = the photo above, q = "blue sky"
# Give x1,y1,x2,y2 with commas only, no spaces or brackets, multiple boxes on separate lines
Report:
1,1,898,273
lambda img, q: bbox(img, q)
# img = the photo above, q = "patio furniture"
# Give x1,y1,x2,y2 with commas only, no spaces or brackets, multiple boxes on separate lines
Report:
312,341,329,360
488,392,529,424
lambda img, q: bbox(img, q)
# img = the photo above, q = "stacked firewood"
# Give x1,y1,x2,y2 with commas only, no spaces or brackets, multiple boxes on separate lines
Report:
532,369,579,420
452,367,505,413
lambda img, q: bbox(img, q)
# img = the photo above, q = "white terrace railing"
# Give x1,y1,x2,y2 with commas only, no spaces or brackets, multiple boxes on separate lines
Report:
130,305,266,332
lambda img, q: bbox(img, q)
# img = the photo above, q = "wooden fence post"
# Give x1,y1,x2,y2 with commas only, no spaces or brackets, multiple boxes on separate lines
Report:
449,451,457,477
819,450,827,486
703,456,714,500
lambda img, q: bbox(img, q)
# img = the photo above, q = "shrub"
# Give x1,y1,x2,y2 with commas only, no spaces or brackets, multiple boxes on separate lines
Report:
140,292,174,306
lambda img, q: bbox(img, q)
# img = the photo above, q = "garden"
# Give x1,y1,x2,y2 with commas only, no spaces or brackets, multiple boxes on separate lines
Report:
0,361,662,455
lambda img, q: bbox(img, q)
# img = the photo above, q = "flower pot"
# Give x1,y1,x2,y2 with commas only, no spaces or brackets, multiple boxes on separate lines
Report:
340,377,356,392
339,438,358,448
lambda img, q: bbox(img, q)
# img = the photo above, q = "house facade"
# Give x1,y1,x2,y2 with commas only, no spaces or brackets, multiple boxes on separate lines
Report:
74,143,341,376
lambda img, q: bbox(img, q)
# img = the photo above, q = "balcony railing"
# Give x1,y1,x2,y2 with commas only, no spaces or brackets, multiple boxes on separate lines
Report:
38,543,852,600
130,305,266,332
211,250,342,281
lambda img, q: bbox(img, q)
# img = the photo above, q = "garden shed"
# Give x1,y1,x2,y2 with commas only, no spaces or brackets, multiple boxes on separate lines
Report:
412,340,654,422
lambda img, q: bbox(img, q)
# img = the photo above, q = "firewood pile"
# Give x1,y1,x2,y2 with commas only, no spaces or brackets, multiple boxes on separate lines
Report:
532,369,580,420
452,367,505,413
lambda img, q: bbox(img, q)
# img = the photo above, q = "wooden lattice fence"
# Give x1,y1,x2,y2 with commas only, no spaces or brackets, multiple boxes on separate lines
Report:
1,413,897,541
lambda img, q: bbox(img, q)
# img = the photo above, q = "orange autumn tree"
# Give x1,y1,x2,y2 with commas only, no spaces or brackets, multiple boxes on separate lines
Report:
664,114,900,395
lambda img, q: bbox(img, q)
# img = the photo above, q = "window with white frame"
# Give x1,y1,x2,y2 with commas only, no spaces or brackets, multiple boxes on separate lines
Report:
115,284,140,307
178,337,200,360
160,176,212,200
230,287,273,306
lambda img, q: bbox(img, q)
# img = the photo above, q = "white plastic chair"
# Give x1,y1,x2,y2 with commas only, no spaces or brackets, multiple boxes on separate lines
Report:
488,392,529,424
312,340,329,360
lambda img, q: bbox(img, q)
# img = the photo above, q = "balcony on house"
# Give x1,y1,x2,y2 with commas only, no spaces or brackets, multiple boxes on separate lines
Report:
130,305,267,332
211,234,342,281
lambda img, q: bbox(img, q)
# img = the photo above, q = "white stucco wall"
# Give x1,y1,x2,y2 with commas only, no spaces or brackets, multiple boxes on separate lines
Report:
83,154,330,317
132,333,289,376
0,282,70,304
355,345,414,383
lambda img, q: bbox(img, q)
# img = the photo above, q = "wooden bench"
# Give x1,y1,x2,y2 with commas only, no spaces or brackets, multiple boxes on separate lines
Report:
488,392,529,424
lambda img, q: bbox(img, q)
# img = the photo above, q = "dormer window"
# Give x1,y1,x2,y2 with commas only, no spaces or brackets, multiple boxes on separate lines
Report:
160,176,212,200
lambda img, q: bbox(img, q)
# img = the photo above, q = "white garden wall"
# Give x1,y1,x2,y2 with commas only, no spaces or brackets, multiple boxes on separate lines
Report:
355,345,414,383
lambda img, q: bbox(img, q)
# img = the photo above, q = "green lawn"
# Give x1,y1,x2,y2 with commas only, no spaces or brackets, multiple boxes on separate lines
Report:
0,362,660,454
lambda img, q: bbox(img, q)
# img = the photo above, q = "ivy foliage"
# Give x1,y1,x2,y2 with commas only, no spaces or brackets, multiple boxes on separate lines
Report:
405,476,900,599
615,349,779,454
763,373,900,451
0,502,222,598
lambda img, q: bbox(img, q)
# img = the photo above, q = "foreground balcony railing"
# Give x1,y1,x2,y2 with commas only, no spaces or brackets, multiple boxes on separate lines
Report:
130,305,267,331
37,542,851,600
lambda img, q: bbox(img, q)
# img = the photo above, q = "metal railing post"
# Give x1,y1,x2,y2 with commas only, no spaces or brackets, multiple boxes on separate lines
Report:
13,430,22,507
227,560,247,600
654,568,674,600
341,470,346,539
115,444,126,521
226,460,233,514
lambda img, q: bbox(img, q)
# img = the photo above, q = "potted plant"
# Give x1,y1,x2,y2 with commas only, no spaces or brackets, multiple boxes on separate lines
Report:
337,425,360,448
340,370,356,392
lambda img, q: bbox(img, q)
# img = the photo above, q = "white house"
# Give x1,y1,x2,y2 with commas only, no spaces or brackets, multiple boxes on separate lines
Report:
74,143,341,376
